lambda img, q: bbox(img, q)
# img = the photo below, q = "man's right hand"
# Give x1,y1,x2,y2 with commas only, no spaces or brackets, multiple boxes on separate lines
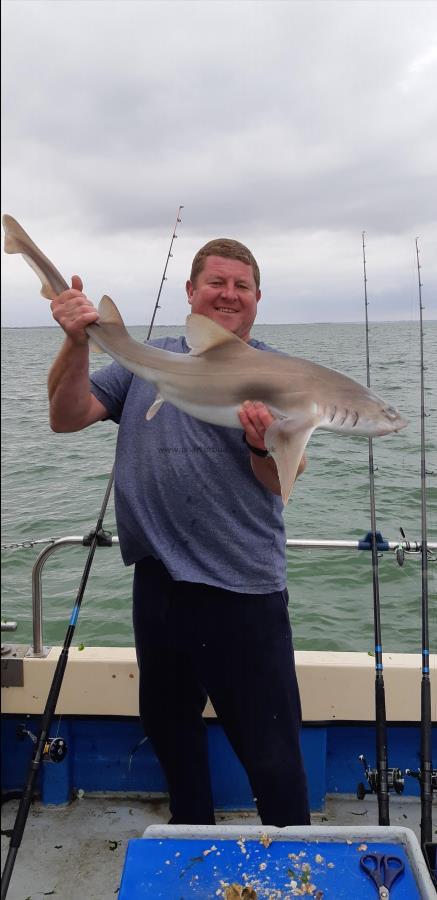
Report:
48,274,108,431
50,275,99,346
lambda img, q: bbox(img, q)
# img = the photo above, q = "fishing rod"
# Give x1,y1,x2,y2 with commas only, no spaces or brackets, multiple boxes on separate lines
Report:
0,205,184,900
405,238,435,852
357,232,400,825
147,205,184,340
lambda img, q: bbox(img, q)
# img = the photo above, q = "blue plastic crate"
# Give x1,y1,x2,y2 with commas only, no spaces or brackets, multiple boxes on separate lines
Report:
119,824,436,898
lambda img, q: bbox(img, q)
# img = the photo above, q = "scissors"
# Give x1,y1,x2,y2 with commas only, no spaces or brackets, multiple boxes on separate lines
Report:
360,852,405,898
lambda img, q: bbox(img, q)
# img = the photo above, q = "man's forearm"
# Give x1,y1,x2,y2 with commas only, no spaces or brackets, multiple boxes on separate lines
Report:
48,337,96,432
250,454,282,495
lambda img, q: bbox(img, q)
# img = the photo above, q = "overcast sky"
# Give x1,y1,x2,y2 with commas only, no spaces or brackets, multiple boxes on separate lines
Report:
2,0,436,327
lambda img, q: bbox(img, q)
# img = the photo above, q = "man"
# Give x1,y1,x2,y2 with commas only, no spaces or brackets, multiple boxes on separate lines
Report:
48,238,310,827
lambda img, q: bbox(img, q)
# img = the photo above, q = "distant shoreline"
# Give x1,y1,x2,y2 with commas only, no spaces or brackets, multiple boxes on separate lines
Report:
2,319,436,330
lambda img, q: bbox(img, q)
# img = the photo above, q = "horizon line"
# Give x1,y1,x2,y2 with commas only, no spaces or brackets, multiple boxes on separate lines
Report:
2,318,436,330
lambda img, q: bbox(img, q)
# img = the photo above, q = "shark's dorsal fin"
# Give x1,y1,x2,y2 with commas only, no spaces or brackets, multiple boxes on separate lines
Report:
98,294,127,326
186,313,253,356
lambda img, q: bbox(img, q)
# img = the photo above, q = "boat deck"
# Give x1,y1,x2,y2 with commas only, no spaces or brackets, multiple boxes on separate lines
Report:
1,793,428,899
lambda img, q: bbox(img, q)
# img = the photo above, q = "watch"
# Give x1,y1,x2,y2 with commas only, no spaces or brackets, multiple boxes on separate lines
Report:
242,433,269,458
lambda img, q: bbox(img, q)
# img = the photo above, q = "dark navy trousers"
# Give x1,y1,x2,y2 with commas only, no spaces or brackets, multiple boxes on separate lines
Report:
132,556,310,826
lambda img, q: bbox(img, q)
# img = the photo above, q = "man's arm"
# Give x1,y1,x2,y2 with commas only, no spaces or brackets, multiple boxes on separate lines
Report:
238,401,307,496
48,275,108,432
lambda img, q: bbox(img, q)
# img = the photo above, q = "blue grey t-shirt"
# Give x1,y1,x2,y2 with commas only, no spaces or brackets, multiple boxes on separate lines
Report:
90,336,286,593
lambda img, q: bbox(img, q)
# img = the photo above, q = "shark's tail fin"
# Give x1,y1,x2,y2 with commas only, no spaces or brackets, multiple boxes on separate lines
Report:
3,214,35,256
3,214,69,300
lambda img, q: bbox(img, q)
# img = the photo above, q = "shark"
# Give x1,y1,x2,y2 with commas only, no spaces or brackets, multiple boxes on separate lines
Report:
3,214,407,503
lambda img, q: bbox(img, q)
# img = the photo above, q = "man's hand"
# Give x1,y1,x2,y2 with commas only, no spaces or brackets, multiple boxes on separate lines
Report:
238,400,273,451
50,275,99,346
239,400,307,496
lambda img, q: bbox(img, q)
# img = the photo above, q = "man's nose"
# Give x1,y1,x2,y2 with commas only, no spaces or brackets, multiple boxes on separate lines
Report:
220,282,238,299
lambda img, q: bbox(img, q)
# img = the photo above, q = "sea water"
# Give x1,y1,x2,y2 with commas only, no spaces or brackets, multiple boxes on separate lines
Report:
1,321,436,652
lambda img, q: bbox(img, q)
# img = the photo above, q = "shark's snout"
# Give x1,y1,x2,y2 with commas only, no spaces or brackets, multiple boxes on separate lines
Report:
385,405,407,423
380,405,408,433
394,415,408,432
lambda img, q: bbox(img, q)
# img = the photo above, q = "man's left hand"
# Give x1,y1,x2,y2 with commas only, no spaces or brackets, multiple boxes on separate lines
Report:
238,400,274,451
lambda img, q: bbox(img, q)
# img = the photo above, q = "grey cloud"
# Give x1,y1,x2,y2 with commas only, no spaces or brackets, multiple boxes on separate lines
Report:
2,0,437,325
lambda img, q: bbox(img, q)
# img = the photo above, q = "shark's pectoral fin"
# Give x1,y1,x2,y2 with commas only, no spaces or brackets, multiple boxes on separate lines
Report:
146,393,165,421
265,420,315,505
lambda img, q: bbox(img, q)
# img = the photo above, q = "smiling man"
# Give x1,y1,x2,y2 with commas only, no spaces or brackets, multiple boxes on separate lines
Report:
186,240,261,341
48,237,310,828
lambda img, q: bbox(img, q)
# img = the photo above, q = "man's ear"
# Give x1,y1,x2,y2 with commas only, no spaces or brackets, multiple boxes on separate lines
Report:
186,279,193,303
256,290,262,303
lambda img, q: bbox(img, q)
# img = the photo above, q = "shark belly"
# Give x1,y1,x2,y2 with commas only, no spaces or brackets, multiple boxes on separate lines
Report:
158,388,242,429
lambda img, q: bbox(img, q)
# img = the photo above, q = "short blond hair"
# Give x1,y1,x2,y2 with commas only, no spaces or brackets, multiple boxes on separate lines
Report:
190,238,260,290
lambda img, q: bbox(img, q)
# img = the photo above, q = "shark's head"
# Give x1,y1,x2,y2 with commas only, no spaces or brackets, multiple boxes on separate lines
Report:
315,376,408,437
346,394,408,437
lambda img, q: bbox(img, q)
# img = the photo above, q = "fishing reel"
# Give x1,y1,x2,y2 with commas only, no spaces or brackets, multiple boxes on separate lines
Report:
357,754,404,800
43,737,68,763
17,724,68,763
405,767,437,791
393,527,437,566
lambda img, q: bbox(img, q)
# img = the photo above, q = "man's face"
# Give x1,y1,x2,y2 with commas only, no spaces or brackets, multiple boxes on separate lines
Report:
186,255,261,342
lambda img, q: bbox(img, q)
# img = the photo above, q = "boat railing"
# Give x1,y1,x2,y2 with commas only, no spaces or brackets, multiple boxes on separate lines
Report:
25,532,436,658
